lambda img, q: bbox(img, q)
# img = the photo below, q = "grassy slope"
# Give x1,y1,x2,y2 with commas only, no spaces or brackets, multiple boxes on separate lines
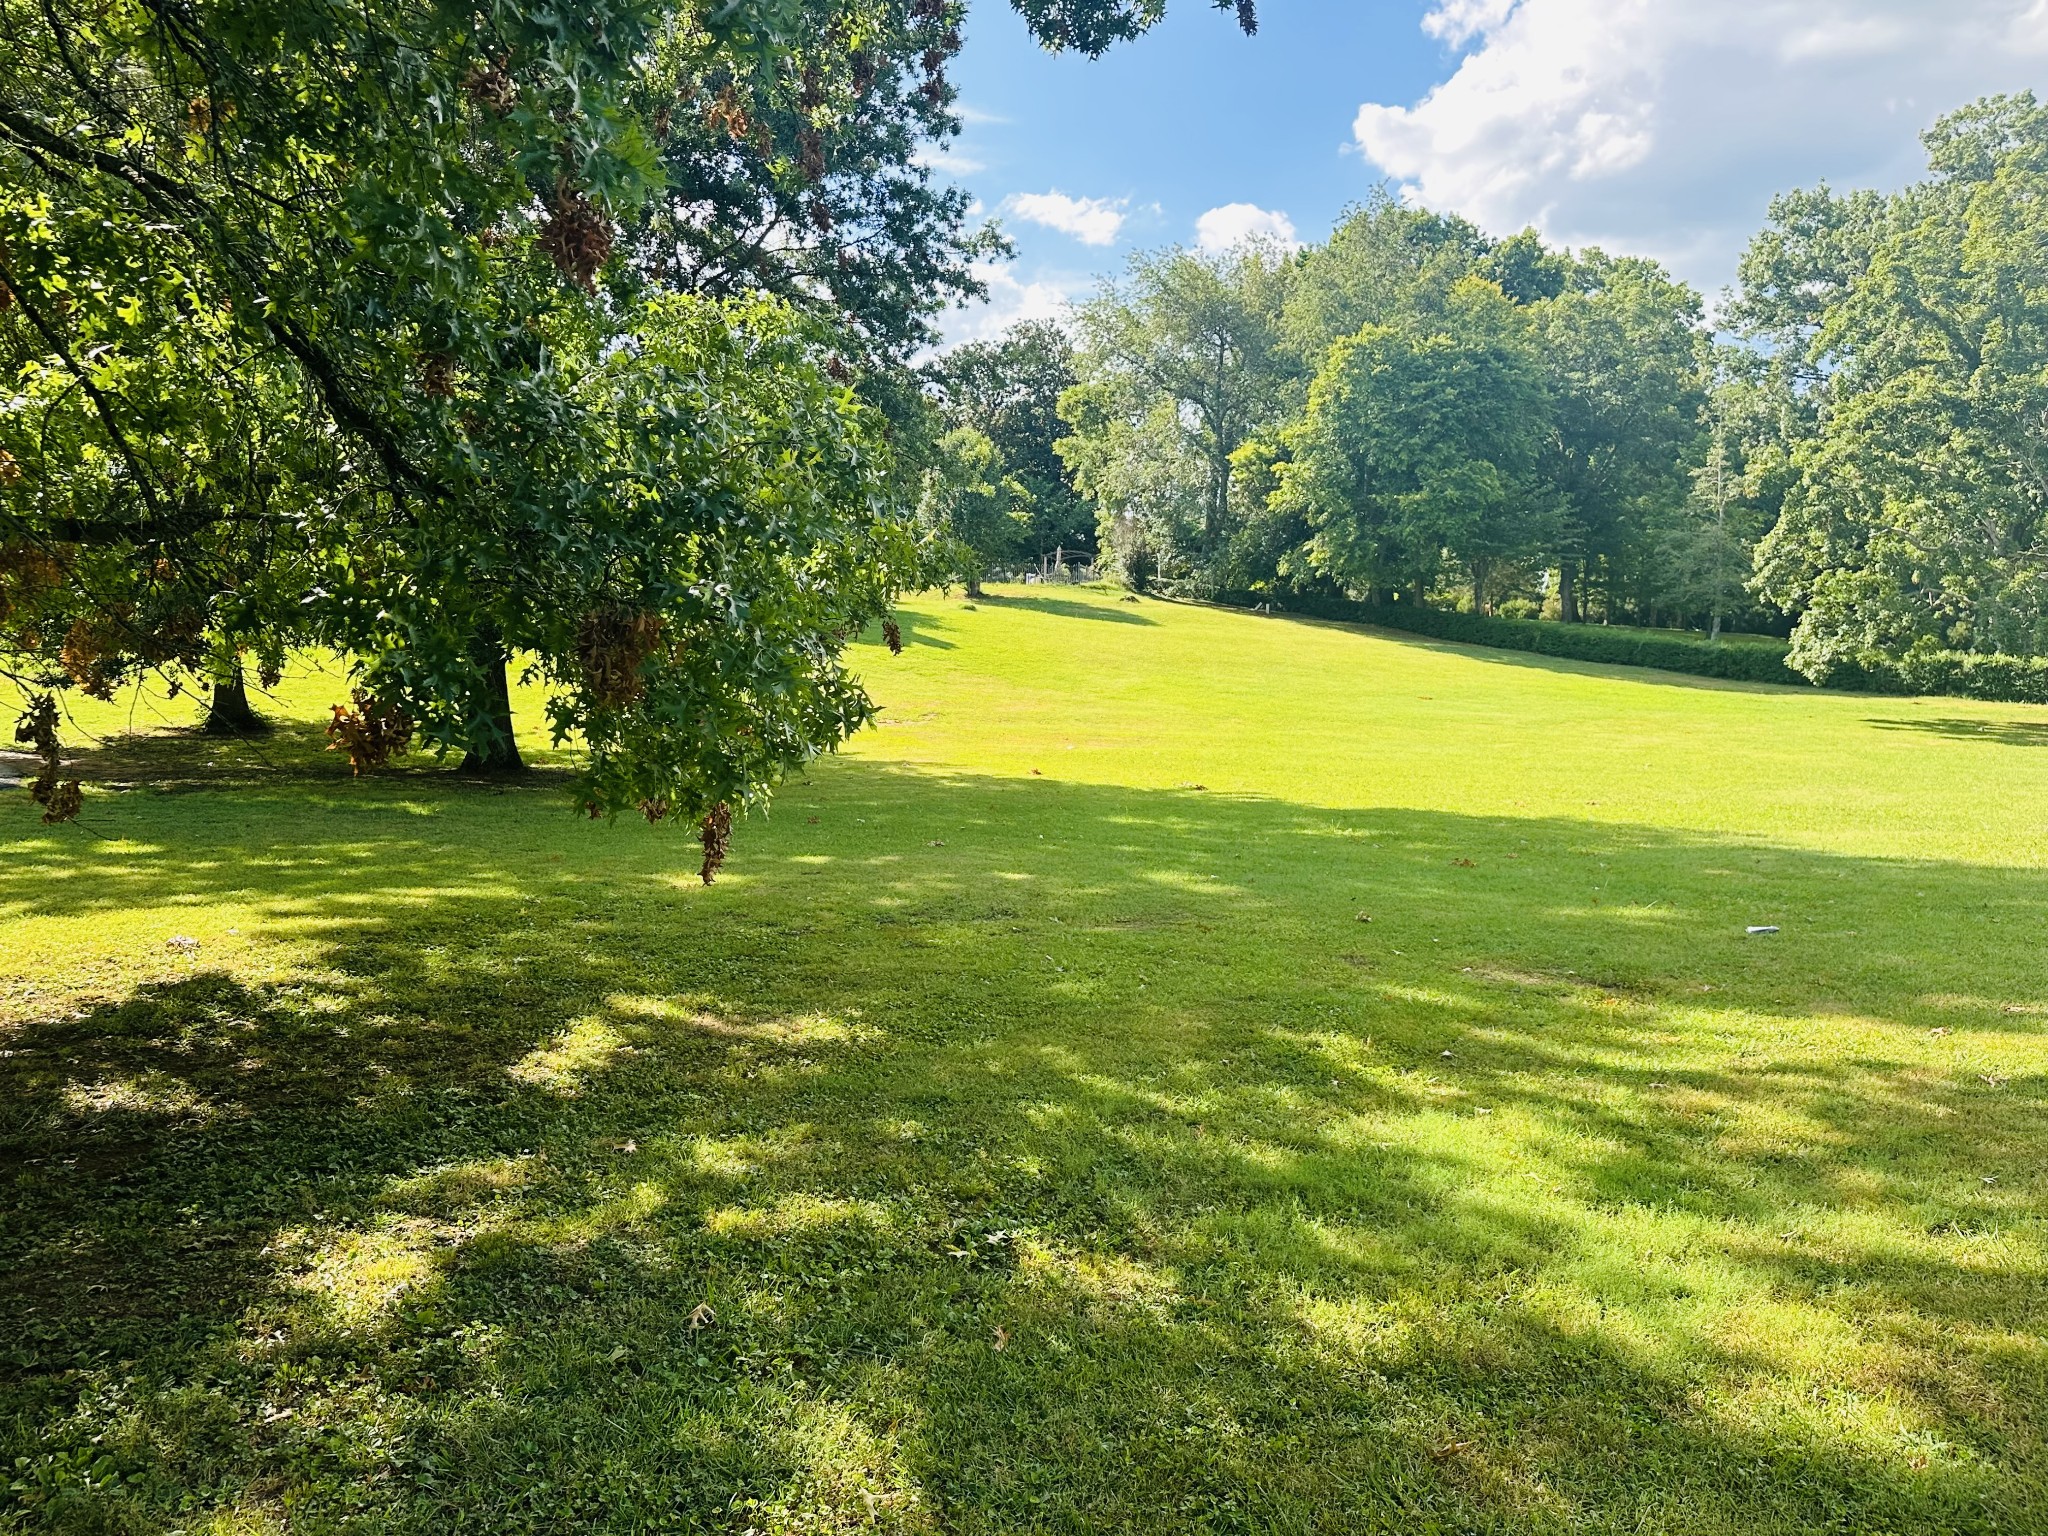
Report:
3,586,2045,1535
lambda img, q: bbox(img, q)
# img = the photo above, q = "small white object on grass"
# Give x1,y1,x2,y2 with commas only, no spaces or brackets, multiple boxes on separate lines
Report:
1746,925,1780,936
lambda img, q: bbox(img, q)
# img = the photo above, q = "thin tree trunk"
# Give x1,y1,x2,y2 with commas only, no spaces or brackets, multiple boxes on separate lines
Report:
1472,559,1489,617
1709,612,1722,641
459,630,523,775
966,572,983,599
1558,562,1580,624
203,659,265,735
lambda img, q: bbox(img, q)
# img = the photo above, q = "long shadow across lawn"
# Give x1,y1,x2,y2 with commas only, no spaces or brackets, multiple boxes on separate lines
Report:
990,591,1159,625
1869,716,2048,747
1184,601,1811,694
2,761,2044,1533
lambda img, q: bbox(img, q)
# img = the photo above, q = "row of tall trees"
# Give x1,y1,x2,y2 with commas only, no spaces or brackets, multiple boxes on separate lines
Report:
0,0,1266,831
1047,93,2048,684
1054,196,1727,629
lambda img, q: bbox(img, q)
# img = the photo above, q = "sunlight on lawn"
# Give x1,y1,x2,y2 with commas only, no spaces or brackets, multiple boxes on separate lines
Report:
4,587,2045,1533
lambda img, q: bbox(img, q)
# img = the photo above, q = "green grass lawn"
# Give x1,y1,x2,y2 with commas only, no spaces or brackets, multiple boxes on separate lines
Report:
4,585,2046,1534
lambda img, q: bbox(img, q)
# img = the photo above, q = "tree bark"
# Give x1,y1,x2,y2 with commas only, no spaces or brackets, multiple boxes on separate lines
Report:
1558,562,1580,624
203,659,266,735
1471,559,1490,617
458,631,524,775
965,572,984,599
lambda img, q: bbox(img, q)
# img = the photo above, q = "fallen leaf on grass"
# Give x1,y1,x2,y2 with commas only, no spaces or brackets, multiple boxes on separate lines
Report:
992,1326,1008,1352
688,1303,716,1330
1451,858,1476,868
1431,1441,1473,1461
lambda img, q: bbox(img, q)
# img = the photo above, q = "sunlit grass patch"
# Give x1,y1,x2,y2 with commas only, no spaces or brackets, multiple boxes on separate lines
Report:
5,586,2048,1533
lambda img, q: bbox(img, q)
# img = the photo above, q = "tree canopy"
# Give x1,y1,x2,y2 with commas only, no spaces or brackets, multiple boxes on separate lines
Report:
1749,95,2048,679
0,0,1269,834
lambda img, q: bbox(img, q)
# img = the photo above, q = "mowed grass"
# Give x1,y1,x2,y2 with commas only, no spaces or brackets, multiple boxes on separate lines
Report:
3,585,2047,1535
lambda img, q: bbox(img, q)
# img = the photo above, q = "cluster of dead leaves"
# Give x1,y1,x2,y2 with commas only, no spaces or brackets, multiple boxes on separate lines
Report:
325,690,413,774
538,180,613,292
699,801,734,885
576,608,666,708
13,693,80,823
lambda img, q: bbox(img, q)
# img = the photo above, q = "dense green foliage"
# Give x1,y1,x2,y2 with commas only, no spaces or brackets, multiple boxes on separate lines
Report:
915,425,1033,594
1061,242,1295,588
1279,277,1551,612
0,0,1274,830
1059,196,1717,623
923,320,1093,572
1747,96,2048,682
1056,97,2048,696
7,588,2048,1532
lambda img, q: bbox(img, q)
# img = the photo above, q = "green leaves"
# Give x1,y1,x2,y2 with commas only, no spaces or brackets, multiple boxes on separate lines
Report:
1748,93,2048,678
1280,277,1551,606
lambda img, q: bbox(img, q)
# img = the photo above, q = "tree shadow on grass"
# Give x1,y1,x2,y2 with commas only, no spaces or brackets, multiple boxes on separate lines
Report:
991,592,1159,626
1868,716,2048,747
2,765,2044,1532
1180,601,1823,696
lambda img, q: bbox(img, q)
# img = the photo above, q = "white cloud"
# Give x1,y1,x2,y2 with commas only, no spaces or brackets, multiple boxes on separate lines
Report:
935,261,1085,349
914,142,987,178
1194,203,1300,253
1004,191,1130,246
1423,0,1516,45
1354,0,2048,290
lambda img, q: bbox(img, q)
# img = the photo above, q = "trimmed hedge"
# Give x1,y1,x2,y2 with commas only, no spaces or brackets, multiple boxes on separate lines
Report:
1209,590,2048,702
1892,650,2048,704
1215,590,1813,685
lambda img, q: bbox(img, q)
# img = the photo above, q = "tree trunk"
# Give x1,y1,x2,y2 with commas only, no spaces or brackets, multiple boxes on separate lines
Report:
1558,562,1580,624
1709,612,1723,641
459,631,523,776
965,572,984,599
1471,559,1490,617
1409,578,1425,608
203,659,266,735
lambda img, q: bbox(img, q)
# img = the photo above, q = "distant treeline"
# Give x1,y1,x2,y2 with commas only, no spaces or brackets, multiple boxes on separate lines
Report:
924,92,2048,696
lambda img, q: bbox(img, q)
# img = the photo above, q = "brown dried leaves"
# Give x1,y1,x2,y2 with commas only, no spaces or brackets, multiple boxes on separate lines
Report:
576,609,666,708
326,690,413,774
13,693,80,823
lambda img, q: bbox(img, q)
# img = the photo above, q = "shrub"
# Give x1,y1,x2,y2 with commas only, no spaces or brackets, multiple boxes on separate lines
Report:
1217,591,1811,685
1211,593,2048,702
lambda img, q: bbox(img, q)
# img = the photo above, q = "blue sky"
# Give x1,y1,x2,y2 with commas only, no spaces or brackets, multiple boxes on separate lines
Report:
933,0,2048,342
